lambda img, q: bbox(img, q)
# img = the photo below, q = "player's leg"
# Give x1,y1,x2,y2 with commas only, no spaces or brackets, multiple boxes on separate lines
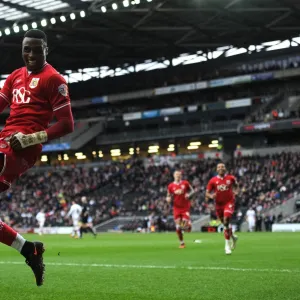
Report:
0,220,45,285
147,220,151,233
72,218,78,238
175,219,185,248
87,225,97,237
249,220,255,232
74,220,81,238
181,211,192,232
39,221,42,236
223,215,232,254
224,202,238,252
216,207,231,254
79,225,84,238
0,148,45,286
174,211,185,248
39,220,45,236
70,228,75,237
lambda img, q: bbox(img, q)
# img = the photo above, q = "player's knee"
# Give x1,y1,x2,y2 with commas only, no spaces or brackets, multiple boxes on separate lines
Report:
223,217,230,227
186,225,192,232
0,153,9,193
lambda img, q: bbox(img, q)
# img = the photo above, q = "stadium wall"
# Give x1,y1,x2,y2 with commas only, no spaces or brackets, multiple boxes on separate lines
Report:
272,224,300,232
235,145,300,157
33,227,73,234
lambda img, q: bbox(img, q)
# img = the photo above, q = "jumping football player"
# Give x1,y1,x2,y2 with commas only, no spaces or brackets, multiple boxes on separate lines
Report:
206,163,239,255
166,170,195,248
0,29,74,285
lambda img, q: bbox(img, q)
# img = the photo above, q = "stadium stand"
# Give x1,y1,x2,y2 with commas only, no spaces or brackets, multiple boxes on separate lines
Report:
3,151,299,232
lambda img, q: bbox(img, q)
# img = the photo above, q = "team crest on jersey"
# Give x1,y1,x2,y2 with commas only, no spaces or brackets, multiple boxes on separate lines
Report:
29,78,40,89
226,180,231,185
58,84,68,97
181,185,185,189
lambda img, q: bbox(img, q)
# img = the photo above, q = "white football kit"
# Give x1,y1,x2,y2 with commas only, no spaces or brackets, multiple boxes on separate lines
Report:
246,209,256,232
66,203,82,237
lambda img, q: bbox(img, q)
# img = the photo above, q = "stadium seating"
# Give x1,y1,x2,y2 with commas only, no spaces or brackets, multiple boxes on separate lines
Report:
3,152,300,230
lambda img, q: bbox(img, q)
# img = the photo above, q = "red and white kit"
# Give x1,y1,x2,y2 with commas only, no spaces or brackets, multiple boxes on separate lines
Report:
168,180,191,222
0,63,72,191
206,174,237,219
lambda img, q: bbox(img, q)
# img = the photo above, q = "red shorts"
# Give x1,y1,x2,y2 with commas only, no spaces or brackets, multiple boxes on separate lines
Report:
216,202,235,219
173,209,190,221
0,138,41,192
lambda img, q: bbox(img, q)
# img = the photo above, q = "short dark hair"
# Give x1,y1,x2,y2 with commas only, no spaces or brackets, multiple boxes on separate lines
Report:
217,162,225,167
24,29,47,43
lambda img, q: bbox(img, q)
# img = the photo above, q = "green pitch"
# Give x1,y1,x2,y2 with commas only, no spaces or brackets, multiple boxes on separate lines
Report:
0,232,299,300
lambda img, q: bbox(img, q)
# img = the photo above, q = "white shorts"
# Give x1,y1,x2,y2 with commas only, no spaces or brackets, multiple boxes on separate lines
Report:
39,220,45,227
248,220,255,228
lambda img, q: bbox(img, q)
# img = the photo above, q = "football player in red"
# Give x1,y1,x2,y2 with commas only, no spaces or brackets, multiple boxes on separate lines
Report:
0,29,74,285
206,163,239,255
167,170,195,248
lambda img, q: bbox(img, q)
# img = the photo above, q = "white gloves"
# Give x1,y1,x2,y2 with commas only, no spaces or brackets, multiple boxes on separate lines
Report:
11,131,48,149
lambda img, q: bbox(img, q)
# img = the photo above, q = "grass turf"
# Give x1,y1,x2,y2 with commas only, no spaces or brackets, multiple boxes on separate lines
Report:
0,232,299,300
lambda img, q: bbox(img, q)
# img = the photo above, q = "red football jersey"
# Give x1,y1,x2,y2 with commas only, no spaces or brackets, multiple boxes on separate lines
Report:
0,63,70,136
207,174,237,205
168,180,191,210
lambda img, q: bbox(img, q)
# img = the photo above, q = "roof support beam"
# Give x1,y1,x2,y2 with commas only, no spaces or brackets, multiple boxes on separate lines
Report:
265,11,292,28
0,0,41,16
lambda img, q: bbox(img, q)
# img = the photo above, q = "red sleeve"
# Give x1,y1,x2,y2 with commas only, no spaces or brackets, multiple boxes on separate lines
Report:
0,74,13,105
231,176,237,184
45,104,74,141
47,74,70,112
168,184,172,194
206,179,214,192
0,97,8,113
185,181,191,191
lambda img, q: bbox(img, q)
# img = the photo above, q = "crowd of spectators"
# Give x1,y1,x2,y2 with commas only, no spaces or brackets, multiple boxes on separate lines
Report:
0,151,300,230
283,214,300,224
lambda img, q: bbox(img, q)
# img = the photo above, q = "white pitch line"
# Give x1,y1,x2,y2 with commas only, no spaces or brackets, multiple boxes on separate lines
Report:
0,261,298,274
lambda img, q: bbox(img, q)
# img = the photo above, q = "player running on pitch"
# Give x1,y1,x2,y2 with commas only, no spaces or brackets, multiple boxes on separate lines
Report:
66,201,83,239
167,170,195,248
36,209,46,236
80,196,97,238
0,29,74,285
206,163,239,255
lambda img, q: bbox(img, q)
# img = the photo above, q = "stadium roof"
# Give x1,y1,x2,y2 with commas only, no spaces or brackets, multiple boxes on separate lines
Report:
1,0,300,75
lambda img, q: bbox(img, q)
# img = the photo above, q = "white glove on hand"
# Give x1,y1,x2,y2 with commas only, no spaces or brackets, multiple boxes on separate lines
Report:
10,131,48,150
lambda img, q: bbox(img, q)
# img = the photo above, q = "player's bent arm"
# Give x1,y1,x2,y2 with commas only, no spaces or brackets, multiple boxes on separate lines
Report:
205,189,215,201
10,105,74,150
166,191,172,203
186,184,196,200
0,97,9,113
45,104,74,140
233,181,240,196
66,205,75,219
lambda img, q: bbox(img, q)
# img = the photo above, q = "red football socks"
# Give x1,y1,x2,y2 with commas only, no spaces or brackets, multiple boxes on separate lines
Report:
0,221,26,252
0,221,17,246
224,228,231,240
